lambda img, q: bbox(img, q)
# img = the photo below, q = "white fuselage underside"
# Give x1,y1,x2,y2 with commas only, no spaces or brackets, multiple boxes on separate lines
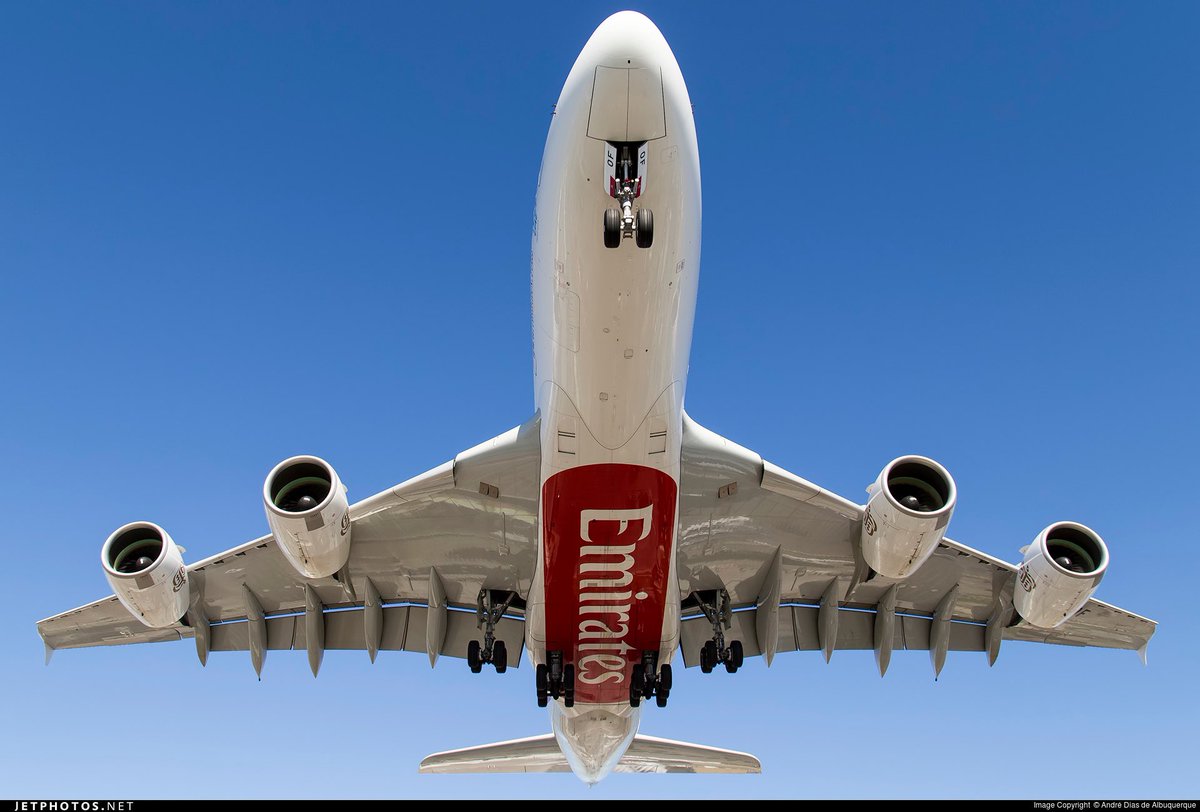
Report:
524,11,701,783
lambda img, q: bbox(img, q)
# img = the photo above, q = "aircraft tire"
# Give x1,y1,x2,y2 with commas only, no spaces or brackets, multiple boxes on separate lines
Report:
603,208,622,248
636,208,654,248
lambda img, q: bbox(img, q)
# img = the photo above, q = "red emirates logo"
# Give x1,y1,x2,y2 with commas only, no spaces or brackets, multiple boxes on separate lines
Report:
542,464,677,704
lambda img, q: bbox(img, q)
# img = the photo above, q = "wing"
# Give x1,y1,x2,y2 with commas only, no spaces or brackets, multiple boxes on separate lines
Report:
38,416,541,671
675,414,1156,672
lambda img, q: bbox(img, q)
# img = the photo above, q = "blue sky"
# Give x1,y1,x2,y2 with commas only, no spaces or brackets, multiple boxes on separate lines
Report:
2,1,1197,799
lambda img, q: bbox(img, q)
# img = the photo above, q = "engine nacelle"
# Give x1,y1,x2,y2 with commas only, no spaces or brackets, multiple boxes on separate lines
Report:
1014,521,1108,629
861,455,957,579
101,521,189,628
263,455,351,579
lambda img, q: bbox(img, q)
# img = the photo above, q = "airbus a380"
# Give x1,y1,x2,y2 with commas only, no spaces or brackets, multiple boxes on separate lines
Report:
39,11,1156,785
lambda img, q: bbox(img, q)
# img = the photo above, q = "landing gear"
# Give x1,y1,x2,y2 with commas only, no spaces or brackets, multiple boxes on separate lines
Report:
635,208,654,248
536,663,549,707
602,201,654,249
692,589,743,674
466,588,516,673
539,651,576,708
563,663,576,708
603,208,622,249
602,141,653,249
629,650,672,708
656,662,672,708
725,640,744,673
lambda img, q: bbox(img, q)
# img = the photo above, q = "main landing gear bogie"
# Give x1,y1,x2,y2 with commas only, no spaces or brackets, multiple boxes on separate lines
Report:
466,588,516,674
692,588,744,674
699,639,743,674
629,650,671,708
467,638,508,673
537,651,576,708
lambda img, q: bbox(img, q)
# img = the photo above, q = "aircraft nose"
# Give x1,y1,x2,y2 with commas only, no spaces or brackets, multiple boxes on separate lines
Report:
577,12,677,144
582,10,673,70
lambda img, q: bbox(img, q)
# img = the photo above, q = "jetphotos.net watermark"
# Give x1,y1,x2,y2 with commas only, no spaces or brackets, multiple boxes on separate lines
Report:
13,803,133,811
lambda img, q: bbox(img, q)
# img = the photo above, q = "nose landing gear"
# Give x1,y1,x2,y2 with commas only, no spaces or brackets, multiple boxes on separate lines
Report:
602,141,653,249
635,208,654,249
692,589,745,674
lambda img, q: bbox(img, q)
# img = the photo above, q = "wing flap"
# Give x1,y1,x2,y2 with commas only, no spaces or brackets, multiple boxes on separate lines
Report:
678,601,1155,667
208,606,524,665
679,606,986,666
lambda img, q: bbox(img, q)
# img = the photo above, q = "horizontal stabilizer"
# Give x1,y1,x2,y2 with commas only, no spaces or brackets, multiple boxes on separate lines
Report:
619,735,761,774
419,734,761,775
420,735,569,774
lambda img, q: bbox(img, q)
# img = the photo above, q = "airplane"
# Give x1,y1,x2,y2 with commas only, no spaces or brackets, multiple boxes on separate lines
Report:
37,10,1156,785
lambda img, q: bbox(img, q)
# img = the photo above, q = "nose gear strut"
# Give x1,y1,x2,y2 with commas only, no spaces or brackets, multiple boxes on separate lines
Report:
691,589,745,674
602,141,653,249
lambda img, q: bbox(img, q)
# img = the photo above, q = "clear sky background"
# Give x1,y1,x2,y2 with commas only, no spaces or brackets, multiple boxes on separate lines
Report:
2,1,1197,800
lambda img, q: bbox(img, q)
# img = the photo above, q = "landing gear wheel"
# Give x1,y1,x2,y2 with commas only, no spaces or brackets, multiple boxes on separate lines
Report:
701,640,718,674
493,640,508,674
603,208,622,248
563,663,576,708
536,663,549,708
467,640,482,673
635,208,654,248
659,663,673,692
655,689,668,708
723,640,743,672
630,663,645,706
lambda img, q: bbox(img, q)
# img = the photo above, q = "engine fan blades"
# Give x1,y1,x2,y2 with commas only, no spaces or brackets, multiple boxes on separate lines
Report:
112,538,162,573
1048,537,1097,574
273,475,331,513
1054,555,1086,573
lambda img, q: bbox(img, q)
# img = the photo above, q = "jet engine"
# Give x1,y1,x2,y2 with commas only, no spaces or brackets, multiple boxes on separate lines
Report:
861,455,957,579
263,455,351,579
101,521,189,628
1014,521,1108,629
